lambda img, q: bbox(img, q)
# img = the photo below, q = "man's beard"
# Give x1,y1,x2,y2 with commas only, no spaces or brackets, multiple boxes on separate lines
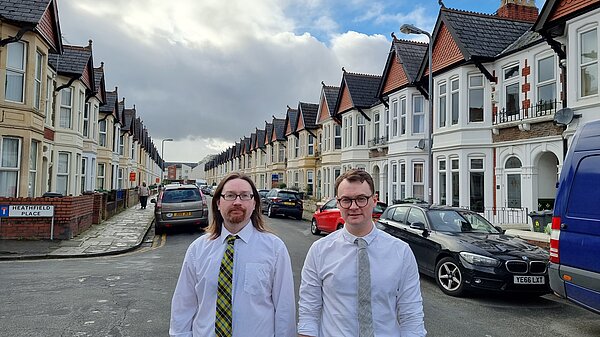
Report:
225,207,248,225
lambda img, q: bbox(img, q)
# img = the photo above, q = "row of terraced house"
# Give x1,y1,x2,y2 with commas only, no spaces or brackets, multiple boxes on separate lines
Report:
0,0,163,199
205,0,600,225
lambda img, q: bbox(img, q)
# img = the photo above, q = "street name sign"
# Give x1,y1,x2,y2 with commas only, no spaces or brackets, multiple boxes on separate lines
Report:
9,205,55,217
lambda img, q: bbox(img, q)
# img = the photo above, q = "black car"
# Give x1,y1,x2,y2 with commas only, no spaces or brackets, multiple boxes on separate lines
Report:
376,204,551,297
260,188,303,220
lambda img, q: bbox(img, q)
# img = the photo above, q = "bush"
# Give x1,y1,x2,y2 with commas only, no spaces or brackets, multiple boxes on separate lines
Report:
278,183,287,189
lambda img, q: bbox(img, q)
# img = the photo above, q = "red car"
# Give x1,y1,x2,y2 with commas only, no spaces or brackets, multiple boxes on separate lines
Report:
311,198,387,235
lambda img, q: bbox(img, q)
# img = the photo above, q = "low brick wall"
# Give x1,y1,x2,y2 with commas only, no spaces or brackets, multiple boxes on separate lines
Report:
0,194,96,240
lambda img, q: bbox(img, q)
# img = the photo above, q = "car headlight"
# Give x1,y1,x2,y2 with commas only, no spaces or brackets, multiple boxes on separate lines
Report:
459,252,500,267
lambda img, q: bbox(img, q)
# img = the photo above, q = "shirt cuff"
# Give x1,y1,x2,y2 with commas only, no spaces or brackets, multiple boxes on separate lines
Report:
297,322,319,336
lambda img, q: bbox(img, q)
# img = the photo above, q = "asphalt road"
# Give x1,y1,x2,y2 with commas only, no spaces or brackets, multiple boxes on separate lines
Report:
0,213,599,337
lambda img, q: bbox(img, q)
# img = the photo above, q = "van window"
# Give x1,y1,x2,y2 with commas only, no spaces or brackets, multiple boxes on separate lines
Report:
567,155,600,218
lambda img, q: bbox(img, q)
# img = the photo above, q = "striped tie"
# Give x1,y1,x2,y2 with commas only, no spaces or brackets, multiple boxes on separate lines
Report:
216,235,238,337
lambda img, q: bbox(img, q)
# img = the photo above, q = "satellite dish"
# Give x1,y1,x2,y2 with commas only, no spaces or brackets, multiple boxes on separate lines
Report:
553,107,581,125
415,139,425,150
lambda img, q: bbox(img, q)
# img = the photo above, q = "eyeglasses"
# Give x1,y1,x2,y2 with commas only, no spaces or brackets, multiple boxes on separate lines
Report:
221,193,254,201
336,195,372,209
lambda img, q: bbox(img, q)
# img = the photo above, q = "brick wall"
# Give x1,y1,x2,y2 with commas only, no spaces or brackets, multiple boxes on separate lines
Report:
0,194,96,240
493,121,563,142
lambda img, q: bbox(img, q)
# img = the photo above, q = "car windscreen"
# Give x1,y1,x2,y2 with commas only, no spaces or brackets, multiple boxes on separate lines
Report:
428,210,499,233
162,188,202,203
279,192,300,200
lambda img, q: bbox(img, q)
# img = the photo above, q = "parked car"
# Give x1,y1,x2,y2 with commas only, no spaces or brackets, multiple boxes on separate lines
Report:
311,198,387,235
550,119,600,314
150,184,208,233
376,204,551,297
258,189,270,199
200,185,212,196
260,189,303,219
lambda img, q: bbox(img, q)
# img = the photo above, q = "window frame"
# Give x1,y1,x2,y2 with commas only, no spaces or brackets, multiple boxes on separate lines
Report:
59,87,73,129
0,137,21,197
412,95,425,134
5,41,26,103
468,74,484,123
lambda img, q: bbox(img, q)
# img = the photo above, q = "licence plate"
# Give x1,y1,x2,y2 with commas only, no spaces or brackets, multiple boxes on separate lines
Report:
514,275,545,284
174,212,192,217
283,202,295,206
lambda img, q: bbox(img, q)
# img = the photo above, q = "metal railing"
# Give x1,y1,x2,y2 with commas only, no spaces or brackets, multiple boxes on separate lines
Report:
493,99,561,125
471,206,530,225
368,135,389,148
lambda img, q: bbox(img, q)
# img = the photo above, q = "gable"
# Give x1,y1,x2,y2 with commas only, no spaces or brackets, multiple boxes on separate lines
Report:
550,0,600,21
285,120,292,135
429,23,464,74
382,51,409,96
81,64,93,91
318,95,330,123
297,113,305,130
36,0,62,53
337,85,353,113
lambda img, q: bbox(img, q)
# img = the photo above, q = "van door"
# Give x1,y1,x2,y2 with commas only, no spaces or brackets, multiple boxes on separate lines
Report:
561,152,600,308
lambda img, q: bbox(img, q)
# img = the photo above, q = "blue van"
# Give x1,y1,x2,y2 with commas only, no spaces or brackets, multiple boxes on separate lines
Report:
550,119,600,314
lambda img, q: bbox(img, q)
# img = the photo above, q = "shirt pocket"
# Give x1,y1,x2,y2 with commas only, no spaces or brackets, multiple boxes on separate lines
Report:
243,263,271,296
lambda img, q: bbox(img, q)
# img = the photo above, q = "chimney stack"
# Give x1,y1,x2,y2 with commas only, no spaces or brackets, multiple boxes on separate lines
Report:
497,0,538,22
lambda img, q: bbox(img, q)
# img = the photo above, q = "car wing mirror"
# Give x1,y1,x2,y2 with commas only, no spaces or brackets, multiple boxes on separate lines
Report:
410,222,427,231
494,225,506,234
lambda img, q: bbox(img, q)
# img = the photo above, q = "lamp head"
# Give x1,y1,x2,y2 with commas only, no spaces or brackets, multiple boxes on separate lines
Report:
163,138,173,142
400,24,426,35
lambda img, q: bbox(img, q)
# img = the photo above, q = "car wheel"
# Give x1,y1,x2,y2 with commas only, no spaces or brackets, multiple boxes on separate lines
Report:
267,205,275,218
294,212,303,220
155,222,164,235
435,257,465,297
311,218,321,235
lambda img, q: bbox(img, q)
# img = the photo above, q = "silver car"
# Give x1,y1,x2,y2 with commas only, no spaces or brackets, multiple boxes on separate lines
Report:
151,184,208,233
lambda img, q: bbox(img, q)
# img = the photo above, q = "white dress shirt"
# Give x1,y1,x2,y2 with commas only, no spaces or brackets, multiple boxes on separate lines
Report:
170,222,296,337
298,226,426,337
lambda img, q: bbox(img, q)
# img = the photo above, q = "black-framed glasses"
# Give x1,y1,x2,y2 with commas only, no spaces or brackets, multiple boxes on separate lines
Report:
337,195,372,209
221,193,254,201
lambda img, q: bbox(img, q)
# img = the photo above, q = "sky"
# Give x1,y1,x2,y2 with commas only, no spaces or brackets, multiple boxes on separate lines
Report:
57,0,547,163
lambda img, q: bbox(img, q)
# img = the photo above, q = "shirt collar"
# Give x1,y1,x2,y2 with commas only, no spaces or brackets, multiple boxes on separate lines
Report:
220,220,254,244
341,224,378,246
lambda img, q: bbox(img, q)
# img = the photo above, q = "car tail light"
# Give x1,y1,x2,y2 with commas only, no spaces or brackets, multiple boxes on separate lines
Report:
272,197,281,203
549,216,561,264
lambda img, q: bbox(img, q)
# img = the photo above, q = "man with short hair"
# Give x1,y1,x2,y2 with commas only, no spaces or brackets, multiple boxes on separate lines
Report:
298,169,426,337
170,172,296,337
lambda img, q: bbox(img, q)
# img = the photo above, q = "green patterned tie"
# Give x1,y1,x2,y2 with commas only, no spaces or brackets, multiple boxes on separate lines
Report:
216,235,238,337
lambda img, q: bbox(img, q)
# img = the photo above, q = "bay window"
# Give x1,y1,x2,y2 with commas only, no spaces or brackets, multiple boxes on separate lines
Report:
0,137,20,197
5,42,26,103
413,96,425,134
580,28,598,97
469,75,484,122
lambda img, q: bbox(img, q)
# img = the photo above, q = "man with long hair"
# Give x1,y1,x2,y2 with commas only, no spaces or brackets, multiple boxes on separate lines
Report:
170,172,296,337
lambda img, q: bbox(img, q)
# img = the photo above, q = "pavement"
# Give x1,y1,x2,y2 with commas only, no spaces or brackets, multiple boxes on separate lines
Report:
0,202,155,260
0,201,551,260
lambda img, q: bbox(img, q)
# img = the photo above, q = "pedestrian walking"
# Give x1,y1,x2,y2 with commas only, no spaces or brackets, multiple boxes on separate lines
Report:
169,172,296,337
298,168,426,337
138,182,150,209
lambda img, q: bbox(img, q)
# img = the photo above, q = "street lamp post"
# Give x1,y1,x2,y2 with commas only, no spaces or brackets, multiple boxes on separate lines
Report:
400,24,434,204
161,138,173,183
